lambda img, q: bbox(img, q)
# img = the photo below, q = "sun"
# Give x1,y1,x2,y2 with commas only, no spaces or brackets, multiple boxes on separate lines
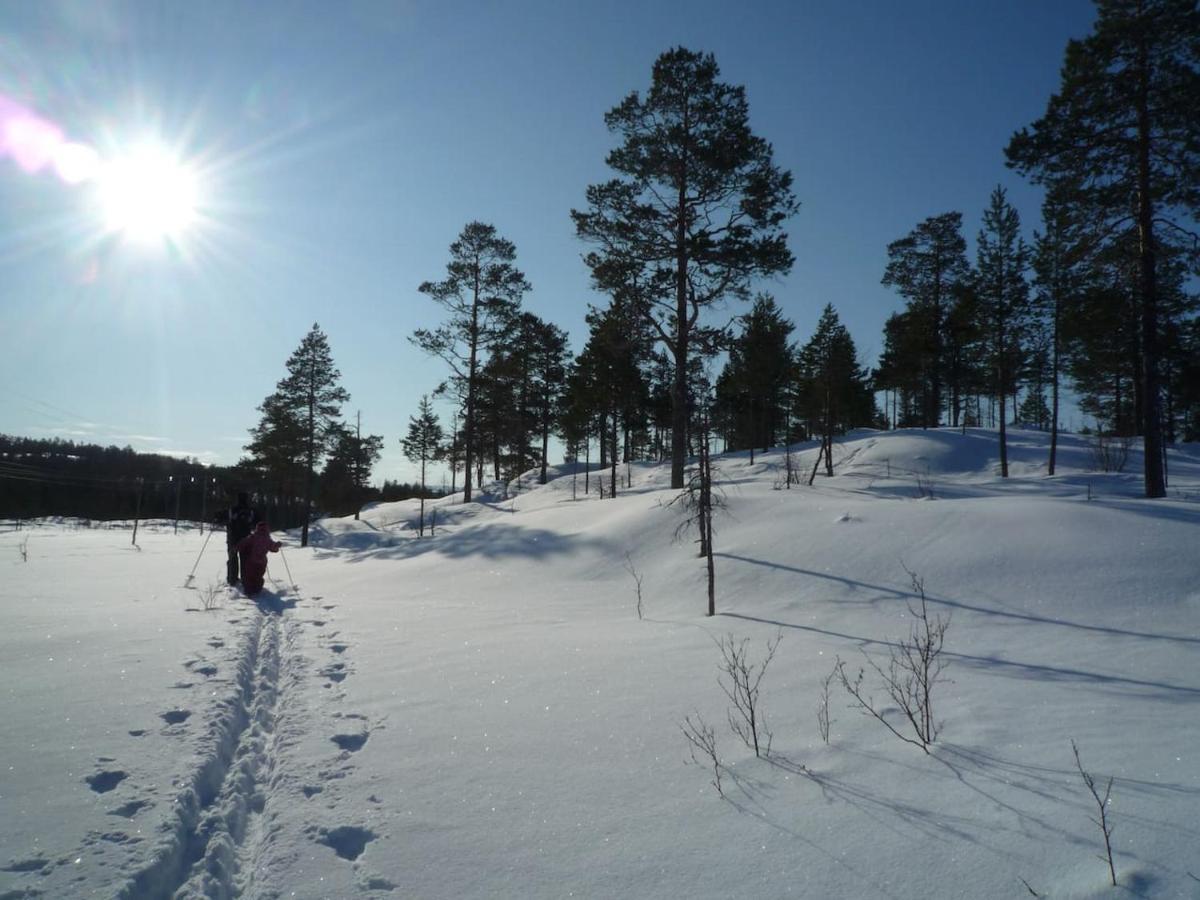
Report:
95,143,200,243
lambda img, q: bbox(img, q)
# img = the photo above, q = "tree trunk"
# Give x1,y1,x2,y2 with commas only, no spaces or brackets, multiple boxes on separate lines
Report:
540,399,550,485
671,149,690,490
610,411,618,500
1136,32,1165,497
463,274,480,504
1049,293,1060,474
301,369,315,547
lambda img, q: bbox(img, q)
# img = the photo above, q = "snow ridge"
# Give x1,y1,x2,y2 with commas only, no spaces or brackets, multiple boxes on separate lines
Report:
117,607,285,900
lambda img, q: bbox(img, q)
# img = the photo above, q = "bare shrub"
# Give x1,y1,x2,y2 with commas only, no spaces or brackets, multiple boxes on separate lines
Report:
681,713,724,797
817,663,837,745
837,567,950,753
914,467,936,499
199,582,223,612
622,552,645,620
1071,739,1117,887
1088,432,1131,473
717,632,780,758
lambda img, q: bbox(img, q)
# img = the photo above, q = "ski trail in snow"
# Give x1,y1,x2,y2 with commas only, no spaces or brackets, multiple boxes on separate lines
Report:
117,604,290,900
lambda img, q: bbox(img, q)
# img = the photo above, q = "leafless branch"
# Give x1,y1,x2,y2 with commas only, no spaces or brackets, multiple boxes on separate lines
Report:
681,713,724,797
716,632,780,758
1071,739,1117,887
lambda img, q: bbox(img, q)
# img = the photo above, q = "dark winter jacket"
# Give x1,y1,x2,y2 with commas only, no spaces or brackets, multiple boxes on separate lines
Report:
219,502,260,545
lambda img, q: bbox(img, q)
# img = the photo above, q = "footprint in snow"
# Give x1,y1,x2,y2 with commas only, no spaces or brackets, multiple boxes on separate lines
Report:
320,662,348,683
329,643,349,655
85,770,127,793
1,857,50,873
318,825,375,861
128,729,147,737
160,709,191,725
331,731,369,753
108,799,151,818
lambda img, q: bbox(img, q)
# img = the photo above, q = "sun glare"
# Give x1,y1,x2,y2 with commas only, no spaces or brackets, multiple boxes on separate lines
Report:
95,144,199,243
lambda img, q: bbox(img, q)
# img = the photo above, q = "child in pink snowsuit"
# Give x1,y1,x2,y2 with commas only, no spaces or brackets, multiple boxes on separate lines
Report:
236,521,281,596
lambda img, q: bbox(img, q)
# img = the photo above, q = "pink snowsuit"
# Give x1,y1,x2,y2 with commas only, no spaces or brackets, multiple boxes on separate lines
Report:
236,523,281,596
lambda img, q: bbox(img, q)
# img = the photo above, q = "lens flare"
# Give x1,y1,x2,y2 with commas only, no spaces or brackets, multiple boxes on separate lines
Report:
2,93,204,246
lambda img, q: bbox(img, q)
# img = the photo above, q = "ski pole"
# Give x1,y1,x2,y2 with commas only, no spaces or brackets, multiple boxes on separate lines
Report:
279,546,298,594
184,528,215,585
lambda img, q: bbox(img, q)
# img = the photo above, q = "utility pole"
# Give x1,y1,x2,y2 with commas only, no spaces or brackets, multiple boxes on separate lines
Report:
132,477,143,546
355,410,362,520
173,475,181,535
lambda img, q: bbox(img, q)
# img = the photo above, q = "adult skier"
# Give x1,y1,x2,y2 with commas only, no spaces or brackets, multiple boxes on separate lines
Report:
236,521,281,597
216,491,259,586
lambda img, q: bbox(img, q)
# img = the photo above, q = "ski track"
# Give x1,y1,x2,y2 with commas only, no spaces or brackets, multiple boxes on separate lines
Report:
117,603,293,900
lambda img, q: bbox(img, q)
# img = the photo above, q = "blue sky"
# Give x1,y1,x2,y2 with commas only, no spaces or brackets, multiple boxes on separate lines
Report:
0,0,1096,485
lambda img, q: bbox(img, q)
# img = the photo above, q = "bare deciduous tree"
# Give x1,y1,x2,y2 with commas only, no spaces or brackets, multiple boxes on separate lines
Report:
1071,739,1117,887
837,567,950,753
717,632,780,758
681,713,724,798
817,664,837,745
623,551,644,620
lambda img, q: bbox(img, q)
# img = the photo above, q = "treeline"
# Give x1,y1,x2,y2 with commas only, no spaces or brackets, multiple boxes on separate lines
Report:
0,435,238,522
0,431,441,524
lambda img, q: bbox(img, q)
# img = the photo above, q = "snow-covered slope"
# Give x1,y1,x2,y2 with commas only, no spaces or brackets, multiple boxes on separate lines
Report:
2,429,1198,899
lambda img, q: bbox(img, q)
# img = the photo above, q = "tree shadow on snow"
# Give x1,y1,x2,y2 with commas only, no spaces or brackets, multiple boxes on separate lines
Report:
714,553,1200,647
313,521,614,565
718,611,1200,702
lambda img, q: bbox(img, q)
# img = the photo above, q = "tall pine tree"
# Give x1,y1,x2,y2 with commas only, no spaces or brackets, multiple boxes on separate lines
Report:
975,186,1030,478
1006,0,1200,497
881,213,970,428
572,47,798,490
412,222,529,503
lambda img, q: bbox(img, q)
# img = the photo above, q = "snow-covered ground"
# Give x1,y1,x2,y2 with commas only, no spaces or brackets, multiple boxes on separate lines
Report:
2,428,1198,900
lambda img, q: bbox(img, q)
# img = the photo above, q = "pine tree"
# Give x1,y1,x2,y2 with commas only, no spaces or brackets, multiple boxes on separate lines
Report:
320,422,383,518
796,304,873,478
1031,187,1085,474
572,47,798,490
976,186,1031,478
412,222,529,503
519,314,572,485
243,392,307,517
250,324,350,546
401,396,444,537
881,212,970,429
1006,0,1200,497
714,295,795,458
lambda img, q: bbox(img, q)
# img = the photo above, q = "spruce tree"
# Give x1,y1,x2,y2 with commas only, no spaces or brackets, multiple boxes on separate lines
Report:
250,323,350,546
401,395,444,537
797,304,873,477
572,47,798,490
1006,0,1200,497
412,222,529,503
715,295,795,457
976,186,1030,478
